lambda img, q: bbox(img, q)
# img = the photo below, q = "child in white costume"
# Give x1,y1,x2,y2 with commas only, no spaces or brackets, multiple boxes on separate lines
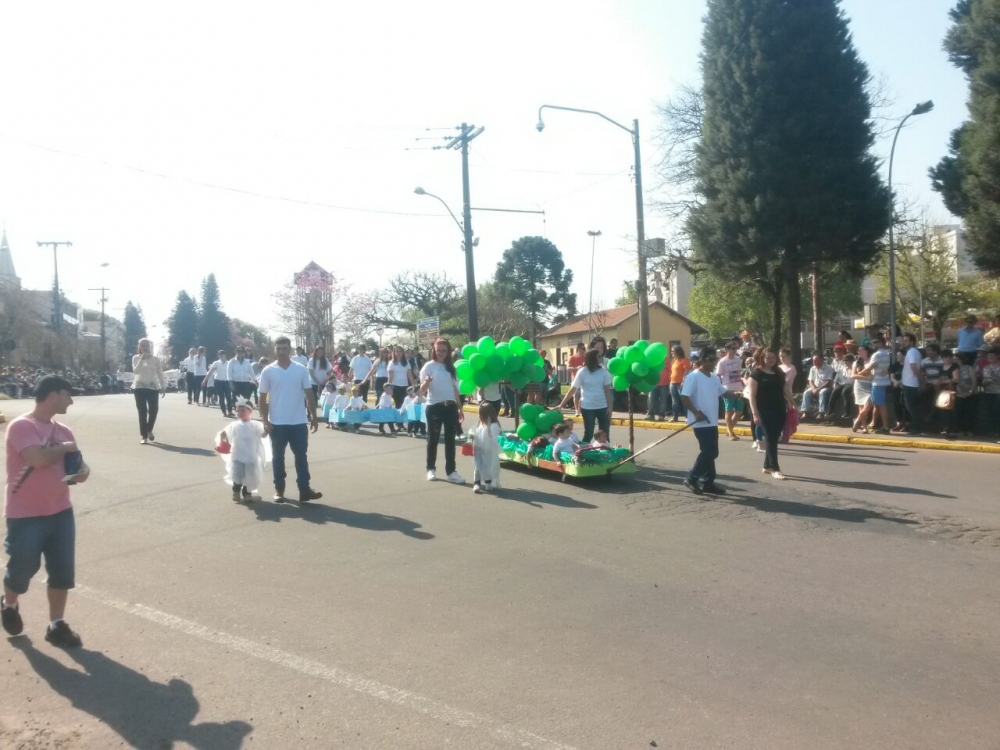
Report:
216,397,270,502
471,403,502,494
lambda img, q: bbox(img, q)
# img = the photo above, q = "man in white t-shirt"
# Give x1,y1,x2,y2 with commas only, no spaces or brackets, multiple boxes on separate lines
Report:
680,347,741,496
181,347,198,404
348,345,375,404
258,336,322,504
291,347,309,368
898,333,924,435
193,347,209,404
714,342,745,440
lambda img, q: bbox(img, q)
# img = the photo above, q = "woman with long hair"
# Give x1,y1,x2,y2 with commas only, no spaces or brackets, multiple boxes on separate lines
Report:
132,338,165,445
851,345,874,433
308,346,332,402
419,338,465,483
749,347,793,480
373,348,391,405
388,346,415,408
560,348,613,443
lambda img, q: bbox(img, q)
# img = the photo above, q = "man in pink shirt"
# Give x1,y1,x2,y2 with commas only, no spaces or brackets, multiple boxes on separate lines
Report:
2,376,89,648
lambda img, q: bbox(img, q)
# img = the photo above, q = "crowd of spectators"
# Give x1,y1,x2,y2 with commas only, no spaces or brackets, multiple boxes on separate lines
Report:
0,366,123,399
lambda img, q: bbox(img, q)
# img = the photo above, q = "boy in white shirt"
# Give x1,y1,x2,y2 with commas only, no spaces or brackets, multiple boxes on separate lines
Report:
376,383,398,434
401,386,426,437
551,424,578,460
680,347,741,496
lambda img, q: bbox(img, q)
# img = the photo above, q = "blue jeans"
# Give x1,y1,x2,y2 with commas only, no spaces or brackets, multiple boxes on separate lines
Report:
270,423,310,493
688,426,719,486
669,384,684,418
581,407,611,443
4,508,75,593
646,385,670,418
801,386,832,414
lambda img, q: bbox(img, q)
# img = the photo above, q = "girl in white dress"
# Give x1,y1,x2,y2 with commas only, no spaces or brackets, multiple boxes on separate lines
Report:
471,403,502,494
216,397,269,502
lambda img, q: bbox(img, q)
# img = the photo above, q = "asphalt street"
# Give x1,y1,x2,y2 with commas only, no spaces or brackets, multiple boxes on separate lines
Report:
1,394,998,749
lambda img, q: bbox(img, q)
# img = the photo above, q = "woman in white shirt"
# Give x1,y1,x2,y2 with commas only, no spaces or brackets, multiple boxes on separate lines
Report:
308,346,333,402
559,349,613,443
419,338,465,484
387,346,415,408
373,349,391,405
131,338,165,445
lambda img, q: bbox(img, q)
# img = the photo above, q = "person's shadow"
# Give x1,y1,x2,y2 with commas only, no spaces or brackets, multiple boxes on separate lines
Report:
12,638,252,749
246,501,435,539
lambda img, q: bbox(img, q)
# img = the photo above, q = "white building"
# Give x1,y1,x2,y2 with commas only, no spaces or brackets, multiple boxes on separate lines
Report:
651,263,693,319
931,224,978,279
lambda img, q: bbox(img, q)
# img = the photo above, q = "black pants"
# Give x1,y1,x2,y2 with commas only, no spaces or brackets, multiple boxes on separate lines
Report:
216,380,232,415
486,399,502,417
827,383,854,417
354,379,370,404
426,401,459,475
375,377,388,405
758,407,786,472
232,381,254,403
186,372,197,403
392,385,407,408
954,394,977,434
688,426,719,485
134,388,159,439
902,385,921,434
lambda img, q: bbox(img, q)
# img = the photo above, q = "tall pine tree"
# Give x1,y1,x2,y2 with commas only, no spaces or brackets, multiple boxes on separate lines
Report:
167,291,200,367
493,236,576,344
930,0,1000,274
122,301,147,367
198,274,231,357
687,0,888,369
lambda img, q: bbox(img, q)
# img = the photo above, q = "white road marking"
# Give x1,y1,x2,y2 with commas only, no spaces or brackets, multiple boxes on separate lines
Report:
77,586,579,750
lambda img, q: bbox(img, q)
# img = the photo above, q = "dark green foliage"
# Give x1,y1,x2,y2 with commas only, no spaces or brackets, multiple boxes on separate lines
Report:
198,274,231,357
493,236,576,343
123,301,147,367
166,291,199,366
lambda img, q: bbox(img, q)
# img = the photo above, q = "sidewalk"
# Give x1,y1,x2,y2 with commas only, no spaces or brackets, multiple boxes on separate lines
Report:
459,403,1000,454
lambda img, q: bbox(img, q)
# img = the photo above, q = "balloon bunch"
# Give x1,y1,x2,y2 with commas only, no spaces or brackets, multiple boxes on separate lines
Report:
514,402,564,441
453,335,547,396
606,340,668,393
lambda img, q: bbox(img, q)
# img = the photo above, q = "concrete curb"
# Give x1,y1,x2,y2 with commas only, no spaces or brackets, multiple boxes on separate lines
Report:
461,405,1000,454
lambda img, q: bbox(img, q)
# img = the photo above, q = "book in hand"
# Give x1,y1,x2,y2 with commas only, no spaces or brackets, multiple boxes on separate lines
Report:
62,451,86,484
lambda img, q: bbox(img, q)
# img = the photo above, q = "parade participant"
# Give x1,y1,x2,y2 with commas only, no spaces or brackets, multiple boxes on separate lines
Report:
749,348,793,480
471,403,501,494
216,397,268,503
131,338,165,444
291,346,309,368
590,429,611,449
373,349,390,404
308,346,333,402
387,346,414,408
376,383,398,435
680,347,741,496
227,346,256,404
2,375,90,647
181,347,198,404
715,341,744,440
349,345,374,405
402,386,425,437
551,424,578,458
252,356,267,405
420,337,465,483
328,384,351,430
204,350,233,418
193,347,209,404
258,336,322,504
560,349,613,443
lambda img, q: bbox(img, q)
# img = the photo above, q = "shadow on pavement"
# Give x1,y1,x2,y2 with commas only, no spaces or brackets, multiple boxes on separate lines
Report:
637,466,754,485
778,450,907,466
245,501,434,539
725,494,920,526
788,475,956,498
494,487,597,510
150,443,218,458
11,638,252,749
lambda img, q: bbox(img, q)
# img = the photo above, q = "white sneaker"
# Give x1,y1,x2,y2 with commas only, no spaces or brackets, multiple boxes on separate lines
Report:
427,470,436,481
446,471,465,484
472,483,482,494
751,441,758,450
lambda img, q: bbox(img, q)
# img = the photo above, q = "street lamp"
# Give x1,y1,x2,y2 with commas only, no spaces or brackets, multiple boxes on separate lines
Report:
888,100,934,344
587,230,602,331
537,104,650,340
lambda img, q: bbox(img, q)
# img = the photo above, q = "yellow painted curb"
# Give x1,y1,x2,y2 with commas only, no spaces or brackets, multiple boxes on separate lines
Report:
462,404,1000,454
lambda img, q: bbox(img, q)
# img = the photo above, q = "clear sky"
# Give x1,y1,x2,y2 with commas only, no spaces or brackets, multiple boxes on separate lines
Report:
0,0,967,342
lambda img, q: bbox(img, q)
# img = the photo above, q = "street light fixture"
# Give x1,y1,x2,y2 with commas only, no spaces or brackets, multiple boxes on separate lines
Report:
414,187,465,236
887,100,934,344
536,104,650,340
587,230,602,327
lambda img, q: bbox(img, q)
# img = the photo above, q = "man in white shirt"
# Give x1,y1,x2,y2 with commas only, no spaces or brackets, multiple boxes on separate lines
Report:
181,347,198,404
227,346,256,403
714,342,745,440
291,347,309,368
800,352,835,418
826,346,855,420
680,347,741,496
348,345,375,405
259,336,321,504
193,347,209,404
898,333,924,435
204,350,233,418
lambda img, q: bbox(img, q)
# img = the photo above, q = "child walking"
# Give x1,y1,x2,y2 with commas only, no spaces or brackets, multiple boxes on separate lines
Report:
328,384,350,430
471,403,502,494
401,386,426,437
216,397,269,502
376,383,400,434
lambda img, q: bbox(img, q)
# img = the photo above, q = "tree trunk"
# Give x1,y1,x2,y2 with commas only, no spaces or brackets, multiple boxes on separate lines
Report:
785,261,804,391
811,263,823,353
769,283,783,351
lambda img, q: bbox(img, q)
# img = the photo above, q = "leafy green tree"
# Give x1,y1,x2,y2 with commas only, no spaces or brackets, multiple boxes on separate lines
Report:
198,274,231,356
687,0,889,370
230,318,273,358
166,291,199,367
930,0,1000,274
476,281,533,342
123,301,147,366
614,283,638,307
493,236,576,343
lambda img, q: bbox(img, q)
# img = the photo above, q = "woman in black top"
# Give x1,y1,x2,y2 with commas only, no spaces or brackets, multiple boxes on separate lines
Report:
749,348,793,480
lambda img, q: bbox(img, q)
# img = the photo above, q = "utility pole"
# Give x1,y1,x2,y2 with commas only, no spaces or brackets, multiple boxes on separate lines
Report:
37,241,73,334
587,230,602,338
443,123,484,340
631,119,650,341
88,286,109,370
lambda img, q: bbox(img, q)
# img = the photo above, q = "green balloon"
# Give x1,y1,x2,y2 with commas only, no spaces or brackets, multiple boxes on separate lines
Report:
516,422,538,441
635,379,655,393
478,336,496,356
632,339,648,352
631,361,649,378
509,336,529,356
625,347,644,365
607,357,628,376
462,344,478,359
459,378,477,396
455,359,473,380
519,403,542,423
642,376,660,391
511,371,530,390
486,354,504,376
507,354,524,372
469,353,486,371
529,365,546,382
617,346,632,362
523,349,541,366
473,369,491,387
612,374,631,392
542,410,565,429
495,342,511,360
645,342,667,367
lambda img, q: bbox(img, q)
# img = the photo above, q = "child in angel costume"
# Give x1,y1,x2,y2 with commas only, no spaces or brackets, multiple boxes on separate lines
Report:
471,402,502,494
216,397,270,502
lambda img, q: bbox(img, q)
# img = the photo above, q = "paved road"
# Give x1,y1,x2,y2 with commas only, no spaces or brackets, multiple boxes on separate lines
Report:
1,395,998,749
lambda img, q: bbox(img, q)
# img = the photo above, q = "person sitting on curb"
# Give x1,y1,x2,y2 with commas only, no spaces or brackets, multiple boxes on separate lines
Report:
800,352,835,420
